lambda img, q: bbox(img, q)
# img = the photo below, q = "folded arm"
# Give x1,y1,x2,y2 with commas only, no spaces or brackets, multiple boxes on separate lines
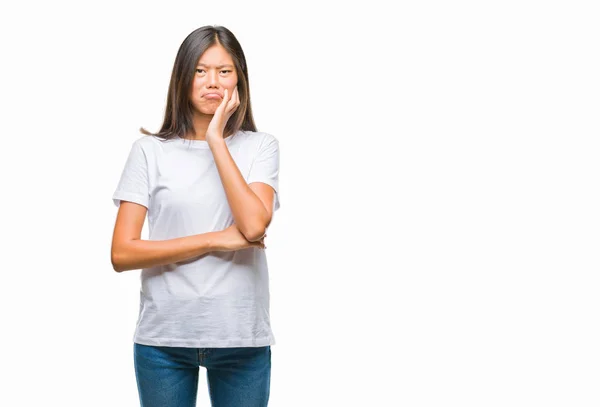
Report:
111,202,265,272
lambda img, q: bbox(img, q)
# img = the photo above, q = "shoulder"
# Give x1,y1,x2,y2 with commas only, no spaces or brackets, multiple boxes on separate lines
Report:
132,134,162,149
237,130,279,148
129,135,165,159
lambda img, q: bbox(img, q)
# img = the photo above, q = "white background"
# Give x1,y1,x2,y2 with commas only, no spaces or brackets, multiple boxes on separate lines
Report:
1,0,599,406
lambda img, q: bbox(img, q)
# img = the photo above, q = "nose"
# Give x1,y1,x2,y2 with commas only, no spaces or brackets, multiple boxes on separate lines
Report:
207,70,219,88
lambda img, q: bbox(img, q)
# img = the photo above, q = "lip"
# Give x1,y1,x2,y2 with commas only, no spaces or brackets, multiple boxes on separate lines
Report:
203,92,222,99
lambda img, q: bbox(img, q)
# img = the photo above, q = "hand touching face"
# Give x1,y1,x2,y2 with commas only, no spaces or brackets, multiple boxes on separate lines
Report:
206,86,240,141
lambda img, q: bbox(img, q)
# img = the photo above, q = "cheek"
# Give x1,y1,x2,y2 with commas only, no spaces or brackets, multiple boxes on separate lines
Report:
191,87,207,105
227,75,239,88
227,80,239,95
192,80,203,96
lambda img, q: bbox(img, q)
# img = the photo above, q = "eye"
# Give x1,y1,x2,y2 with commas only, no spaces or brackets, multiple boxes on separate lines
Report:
195,69,232,75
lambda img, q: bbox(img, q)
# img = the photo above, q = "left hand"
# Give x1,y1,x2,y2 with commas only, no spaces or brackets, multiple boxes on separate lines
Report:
206,86,240,143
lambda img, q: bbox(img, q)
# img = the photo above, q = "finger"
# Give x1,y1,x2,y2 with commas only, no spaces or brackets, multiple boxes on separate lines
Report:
222,88,228,107
228,87,238,110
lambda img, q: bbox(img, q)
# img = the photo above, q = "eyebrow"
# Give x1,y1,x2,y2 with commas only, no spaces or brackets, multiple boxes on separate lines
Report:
196,63,234,69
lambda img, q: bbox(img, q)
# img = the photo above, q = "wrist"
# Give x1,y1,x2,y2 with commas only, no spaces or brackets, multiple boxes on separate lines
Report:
207,134,225,147
204,231,222,252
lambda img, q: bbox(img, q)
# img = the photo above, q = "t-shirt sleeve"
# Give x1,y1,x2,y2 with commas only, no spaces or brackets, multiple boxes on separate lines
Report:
248,134,280,212
112,140,150,208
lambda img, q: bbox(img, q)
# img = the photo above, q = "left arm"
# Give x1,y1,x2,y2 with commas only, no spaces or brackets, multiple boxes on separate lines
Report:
205,86,278,241
208,139,274,242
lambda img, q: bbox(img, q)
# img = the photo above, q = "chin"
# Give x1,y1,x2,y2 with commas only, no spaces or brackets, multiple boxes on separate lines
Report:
195,105,217,115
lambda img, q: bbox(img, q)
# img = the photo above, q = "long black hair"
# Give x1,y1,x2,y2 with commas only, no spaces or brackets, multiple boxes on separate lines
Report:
140,25,257,140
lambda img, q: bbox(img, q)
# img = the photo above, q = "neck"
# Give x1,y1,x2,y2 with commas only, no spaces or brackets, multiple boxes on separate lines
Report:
185,112,212,140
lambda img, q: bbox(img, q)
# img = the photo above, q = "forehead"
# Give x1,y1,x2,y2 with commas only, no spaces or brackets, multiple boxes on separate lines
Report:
197,44,234,67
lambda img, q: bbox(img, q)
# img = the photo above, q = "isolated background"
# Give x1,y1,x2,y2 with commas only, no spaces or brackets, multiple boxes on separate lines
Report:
1,0,598,406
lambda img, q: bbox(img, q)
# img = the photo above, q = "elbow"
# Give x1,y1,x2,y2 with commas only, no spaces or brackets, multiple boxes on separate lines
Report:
111,240,141,272
111,249,125,273
239,209,271,242
111,258,123,273
241,224,267,243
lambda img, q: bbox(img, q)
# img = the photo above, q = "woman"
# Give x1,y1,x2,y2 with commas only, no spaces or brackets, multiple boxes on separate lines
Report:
111,25,279,407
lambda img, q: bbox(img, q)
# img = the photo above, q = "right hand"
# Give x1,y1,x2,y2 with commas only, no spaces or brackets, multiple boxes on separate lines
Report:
213,224,266,251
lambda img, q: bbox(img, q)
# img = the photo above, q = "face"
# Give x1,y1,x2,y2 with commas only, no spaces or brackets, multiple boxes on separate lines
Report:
189,44,238,115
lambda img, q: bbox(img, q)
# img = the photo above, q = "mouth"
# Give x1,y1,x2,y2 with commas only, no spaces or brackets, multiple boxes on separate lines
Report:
203,93,222,99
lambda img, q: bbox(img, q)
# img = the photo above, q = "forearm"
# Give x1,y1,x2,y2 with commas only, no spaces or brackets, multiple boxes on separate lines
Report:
112,232,218,273
209,139,269,241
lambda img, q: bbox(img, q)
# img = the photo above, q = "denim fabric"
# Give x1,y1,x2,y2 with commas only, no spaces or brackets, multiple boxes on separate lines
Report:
134,342,271,407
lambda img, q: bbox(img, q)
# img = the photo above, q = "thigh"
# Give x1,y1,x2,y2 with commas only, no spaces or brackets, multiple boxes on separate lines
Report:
204,346,271,407
134,342,200,407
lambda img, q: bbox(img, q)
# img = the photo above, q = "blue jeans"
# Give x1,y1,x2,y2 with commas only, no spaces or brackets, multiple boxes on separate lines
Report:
134,343,271,407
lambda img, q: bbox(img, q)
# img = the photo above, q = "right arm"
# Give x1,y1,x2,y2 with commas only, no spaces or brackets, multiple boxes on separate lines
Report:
111,201,264,273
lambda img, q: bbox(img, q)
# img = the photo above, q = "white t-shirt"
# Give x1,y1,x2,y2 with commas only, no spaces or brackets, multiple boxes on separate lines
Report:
112,129,280,348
